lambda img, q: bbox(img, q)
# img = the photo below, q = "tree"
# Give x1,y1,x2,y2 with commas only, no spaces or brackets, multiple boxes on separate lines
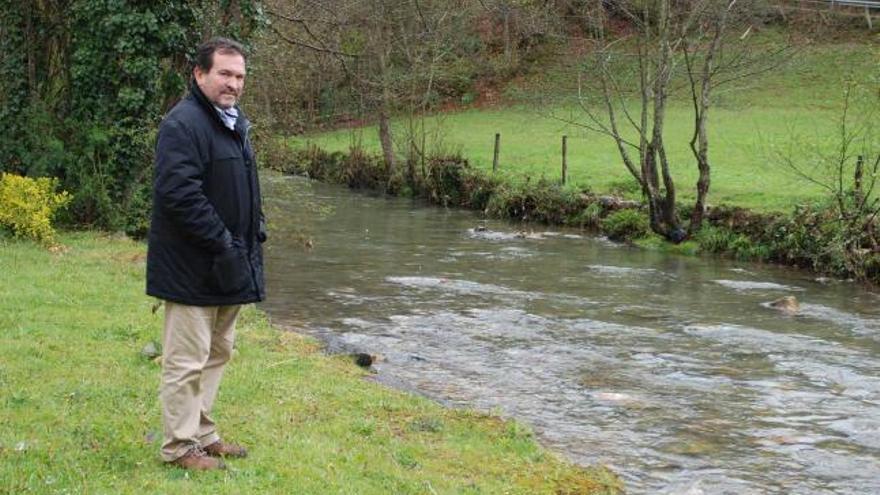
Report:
777,81,880,278
0,0,264,234
266,0,479,186
575,0,787,241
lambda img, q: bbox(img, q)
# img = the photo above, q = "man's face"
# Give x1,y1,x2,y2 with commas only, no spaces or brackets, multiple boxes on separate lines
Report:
194,51,246,109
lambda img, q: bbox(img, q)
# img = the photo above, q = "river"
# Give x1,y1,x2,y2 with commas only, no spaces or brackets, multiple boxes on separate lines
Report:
260,174,880,494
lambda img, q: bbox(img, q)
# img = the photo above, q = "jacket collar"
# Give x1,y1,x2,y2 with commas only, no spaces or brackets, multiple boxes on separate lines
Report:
188,80,250,135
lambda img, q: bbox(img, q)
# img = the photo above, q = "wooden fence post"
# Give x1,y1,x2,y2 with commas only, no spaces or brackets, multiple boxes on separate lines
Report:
561,135,568,185
493,133,500,173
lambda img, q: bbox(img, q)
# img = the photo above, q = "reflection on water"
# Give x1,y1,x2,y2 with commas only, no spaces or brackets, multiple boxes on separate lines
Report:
261,175,880,495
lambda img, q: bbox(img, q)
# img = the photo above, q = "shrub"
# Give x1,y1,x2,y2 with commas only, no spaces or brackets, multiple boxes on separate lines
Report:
340,146,387,191
569,202,603,228
461,168,500,211
424,155,471,207
600,209,649,242
0,173,71,245
486,178,590,224
694,224,737,253
255,133,301,175
729,233,770,261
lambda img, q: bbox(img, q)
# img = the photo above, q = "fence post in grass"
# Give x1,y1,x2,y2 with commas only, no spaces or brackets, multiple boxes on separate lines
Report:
493,133,501,173
561,135,568,185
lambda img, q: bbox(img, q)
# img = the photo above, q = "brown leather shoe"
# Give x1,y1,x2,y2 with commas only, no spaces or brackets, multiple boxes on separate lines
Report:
203,440,248,458
171,447,226,470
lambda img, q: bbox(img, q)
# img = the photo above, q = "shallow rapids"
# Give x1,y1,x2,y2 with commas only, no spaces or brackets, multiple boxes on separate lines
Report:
261,175,880,494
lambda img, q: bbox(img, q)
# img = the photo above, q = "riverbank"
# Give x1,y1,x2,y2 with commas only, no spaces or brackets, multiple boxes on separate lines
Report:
0,231,621,494
275,33,880,282
268,144,880,284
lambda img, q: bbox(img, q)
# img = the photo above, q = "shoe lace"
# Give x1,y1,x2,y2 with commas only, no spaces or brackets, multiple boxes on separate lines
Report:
187,446,208,458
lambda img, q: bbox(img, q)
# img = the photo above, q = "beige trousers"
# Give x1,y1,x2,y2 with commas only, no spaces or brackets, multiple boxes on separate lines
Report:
159,301,241,462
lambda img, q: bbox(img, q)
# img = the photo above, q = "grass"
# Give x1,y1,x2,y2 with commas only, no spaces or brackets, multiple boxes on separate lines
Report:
0,231,621,494
290,36,879,213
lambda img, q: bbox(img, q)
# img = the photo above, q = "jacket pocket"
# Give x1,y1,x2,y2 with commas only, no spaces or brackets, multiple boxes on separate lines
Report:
258,216,268,243
211,245,251,295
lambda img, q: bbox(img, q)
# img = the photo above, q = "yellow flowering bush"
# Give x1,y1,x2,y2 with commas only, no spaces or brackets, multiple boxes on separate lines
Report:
0,173,71,245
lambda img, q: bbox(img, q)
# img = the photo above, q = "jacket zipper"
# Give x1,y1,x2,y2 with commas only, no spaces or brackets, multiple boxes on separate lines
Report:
236,122,261,300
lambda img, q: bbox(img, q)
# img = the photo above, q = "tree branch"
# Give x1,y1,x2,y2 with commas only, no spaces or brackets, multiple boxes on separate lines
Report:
268,25,359,58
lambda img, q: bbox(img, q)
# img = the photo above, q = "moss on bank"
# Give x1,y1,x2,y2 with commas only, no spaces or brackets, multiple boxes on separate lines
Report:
0,231,622,494
269,144,880,284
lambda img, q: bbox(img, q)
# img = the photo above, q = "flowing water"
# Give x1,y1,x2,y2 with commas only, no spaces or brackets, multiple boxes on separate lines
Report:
260,175,880,494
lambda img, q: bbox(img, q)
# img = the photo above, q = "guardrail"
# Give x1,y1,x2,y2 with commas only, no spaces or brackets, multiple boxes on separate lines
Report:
782,0,880,28
829,0,880,8
829,0,879,28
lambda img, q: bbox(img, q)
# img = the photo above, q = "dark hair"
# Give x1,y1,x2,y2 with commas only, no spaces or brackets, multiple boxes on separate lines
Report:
194,37,247,72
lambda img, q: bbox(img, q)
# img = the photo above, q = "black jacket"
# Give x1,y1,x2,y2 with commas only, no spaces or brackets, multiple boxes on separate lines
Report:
146,83,266,306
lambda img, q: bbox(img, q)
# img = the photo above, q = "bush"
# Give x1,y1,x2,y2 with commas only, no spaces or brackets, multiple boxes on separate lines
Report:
254,133,302,175
569,202,603,228
486,178,590,224
756,202,839,272
600,208,649,242
340,146,387,191
424,155,472,207
459,168,499,211
0,173,70,245
694,224,737,253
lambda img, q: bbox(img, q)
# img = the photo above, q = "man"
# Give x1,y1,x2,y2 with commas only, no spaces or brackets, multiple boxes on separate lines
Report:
146,37,267,471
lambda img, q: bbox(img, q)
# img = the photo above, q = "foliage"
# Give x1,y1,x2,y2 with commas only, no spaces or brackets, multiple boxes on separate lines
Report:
693,224,738,253
694,224,769,261
600,209,650,242
570,202,604,228
423,155,474,207
773,81,880,279
487,178,591,224
250,0,574,134
0,1,264,235
341,146,389,191
762,200,870,277
576,0,794,240
0,173,70,245
697,198,880,276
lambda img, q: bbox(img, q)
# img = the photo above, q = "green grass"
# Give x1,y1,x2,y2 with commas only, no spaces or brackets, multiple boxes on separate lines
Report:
0,232,621,494
291,38,879,213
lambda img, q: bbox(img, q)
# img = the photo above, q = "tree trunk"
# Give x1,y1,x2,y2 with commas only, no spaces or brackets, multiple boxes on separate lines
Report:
687,8,729,234
503,7,511,65
376,30,395,177
690,129,711,232
24,2,39,101
378,106,395,176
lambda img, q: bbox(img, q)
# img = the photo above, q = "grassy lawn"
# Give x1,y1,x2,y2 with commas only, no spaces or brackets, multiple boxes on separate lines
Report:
0,232,620,494
291,38,878,213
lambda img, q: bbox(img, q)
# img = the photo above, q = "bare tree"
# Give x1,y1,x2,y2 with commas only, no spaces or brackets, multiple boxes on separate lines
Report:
573,0,788,241
777,82,880,278
267,0,476,185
